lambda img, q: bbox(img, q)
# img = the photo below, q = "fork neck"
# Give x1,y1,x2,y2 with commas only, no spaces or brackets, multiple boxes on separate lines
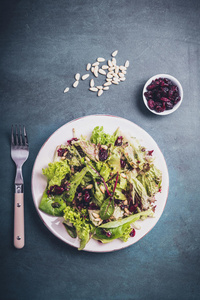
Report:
15,166,23,183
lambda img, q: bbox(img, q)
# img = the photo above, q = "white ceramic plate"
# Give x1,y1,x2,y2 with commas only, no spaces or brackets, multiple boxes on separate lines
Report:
31,115,169,252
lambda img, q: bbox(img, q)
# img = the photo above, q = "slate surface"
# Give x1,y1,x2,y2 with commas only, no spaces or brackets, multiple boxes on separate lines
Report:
0,0,200,299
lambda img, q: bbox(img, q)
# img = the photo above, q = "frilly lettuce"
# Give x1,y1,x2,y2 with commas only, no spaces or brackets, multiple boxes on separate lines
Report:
90,126,117,145
63,206,95,250
42,160,70,188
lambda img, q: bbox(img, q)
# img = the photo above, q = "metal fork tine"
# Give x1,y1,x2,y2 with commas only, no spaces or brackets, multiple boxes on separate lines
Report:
11,125,15,145
19,125,23,145
23,126,28,146
15,125,19,145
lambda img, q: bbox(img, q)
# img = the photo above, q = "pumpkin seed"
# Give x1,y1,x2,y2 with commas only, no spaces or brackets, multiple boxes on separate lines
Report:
81,74,90,80
75,73,80,81
112,50,118,57
86,63,91,71
98,89,103,96
104,81,112,86
97,57,105,62
103,86,109,91
73,81,79,88
99,69,107,75
89,87,98,92
125,60,129,68
90,79,94,87
92,62,99,67
64,87,69,93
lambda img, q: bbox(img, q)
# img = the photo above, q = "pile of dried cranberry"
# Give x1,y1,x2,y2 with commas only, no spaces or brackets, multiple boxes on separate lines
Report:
144,77,181,113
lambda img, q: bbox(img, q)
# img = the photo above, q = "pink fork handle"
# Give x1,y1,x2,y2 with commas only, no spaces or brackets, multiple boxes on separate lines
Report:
14,193,25,249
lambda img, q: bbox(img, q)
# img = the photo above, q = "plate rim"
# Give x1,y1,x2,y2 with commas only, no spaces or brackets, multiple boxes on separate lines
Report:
31,114,169,252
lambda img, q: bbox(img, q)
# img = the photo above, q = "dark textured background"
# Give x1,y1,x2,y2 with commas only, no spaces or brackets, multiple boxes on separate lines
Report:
0,0,200,299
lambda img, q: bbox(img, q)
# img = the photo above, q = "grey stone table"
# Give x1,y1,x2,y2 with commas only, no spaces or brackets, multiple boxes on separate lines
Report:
1,1,199,299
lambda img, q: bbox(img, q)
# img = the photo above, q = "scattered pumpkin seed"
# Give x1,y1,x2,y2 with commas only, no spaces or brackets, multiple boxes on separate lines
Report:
112,50,118,57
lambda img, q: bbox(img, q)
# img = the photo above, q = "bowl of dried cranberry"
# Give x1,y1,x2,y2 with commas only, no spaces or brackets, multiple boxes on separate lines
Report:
143,74,183,115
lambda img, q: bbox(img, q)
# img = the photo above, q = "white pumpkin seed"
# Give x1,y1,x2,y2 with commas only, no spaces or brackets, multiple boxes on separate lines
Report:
112,80,119,85
119,66,127,71
90,79,94,87
107,72,113,79
103,86,109,91
98,89,103,96
93,69,98,78
104,81,112,86
92,62,99,67
118,72,125,78
92,212,100,218
108,60,112,67
102,65,109,70
85,184,93,189
125,60,129,68
120,77,126,81
100,185,105,193
113,73,119,78
89,87,98,92
108,67,115,72
99,69,106,75
112,50,118,57
97,57,105,62
81,74,90,80
115,66,119,74
73,81,79,88
112,57,116,66
121,173,127,178
91,66,95,73
75,73,80,81
106,78,112,82
122,70,127,75
86,63,91,71
96,85,103,89
64,87,69,93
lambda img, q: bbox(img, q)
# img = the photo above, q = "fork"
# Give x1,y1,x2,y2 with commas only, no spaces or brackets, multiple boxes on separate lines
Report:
11,125,29,249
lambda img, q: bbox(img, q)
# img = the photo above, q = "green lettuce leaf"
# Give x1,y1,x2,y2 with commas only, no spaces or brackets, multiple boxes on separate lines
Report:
99,209,154,228
65,167,88,202
42,160,70,188
96,161,111,181
63,206,94,250
100,197,115,220
90,126,117,146
39,189,66,216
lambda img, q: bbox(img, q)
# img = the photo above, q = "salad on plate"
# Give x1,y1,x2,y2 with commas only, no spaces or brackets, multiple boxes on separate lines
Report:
39,126,162,250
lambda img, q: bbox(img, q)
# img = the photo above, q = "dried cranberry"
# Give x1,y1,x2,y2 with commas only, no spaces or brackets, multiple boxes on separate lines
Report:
155,105,165,113
88,203,99,210
147,150,154,156
120,159,126,168
67,138,78,145
130,229,136,237
147,83,157,90
148,100,155,110
99,147,108,161
115,136,123,146
165,101,174,110
84,190,90,202
57,148,66,157
160,97,170,102
129,203,138,213
47,185,65,195
104,230,112,237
